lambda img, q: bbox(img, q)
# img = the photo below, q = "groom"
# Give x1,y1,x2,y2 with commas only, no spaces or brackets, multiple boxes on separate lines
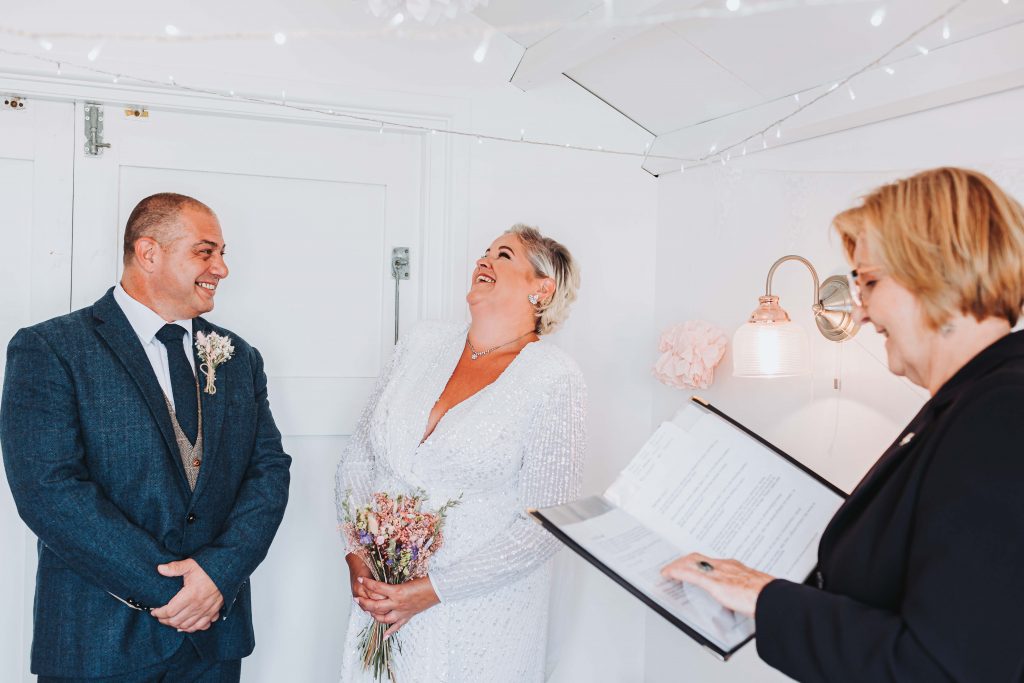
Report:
0,193,291,681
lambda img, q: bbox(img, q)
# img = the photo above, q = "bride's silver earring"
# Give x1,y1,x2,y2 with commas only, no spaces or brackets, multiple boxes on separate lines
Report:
528,294,540,305
940,322,955,336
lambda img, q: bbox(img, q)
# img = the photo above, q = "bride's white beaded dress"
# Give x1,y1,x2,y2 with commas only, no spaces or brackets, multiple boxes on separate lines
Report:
336,321,586,682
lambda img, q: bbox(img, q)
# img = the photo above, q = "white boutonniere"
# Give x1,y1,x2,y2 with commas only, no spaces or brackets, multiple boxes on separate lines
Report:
195,331,235,395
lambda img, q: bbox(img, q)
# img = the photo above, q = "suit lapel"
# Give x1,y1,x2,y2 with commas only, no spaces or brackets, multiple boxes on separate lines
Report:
191,317,225,500
92,290,190,492
820,403,934,558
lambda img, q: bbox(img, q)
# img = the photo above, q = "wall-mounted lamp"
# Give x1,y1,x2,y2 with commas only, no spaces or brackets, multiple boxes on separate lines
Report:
732,255,859,378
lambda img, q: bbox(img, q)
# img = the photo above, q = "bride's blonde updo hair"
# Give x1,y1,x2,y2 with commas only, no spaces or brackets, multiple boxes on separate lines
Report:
506,224,580,335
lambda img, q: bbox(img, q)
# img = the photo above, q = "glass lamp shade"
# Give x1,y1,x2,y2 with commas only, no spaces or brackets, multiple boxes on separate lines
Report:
732,296,811,377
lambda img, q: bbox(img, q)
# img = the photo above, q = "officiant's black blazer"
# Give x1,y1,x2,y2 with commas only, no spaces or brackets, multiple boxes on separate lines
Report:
755,331,1024,682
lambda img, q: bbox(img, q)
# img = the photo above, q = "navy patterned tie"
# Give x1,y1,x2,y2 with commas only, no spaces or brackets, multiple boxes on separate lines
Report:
155,323,198,444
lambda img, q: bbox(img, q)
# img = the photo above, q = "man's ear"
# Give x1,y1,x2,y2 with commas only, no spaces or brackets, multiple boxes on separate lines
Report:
132,237,160,273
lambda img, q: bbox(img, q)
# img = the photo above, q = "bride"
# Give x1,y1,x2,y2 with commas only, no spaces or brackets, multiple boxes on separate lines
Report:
335,224,585,682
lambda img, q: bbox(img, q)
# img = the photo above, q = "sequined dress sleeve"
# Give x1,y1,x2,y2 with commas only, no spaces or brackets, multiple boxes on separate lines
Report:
427,365,586,603
334,336,404,537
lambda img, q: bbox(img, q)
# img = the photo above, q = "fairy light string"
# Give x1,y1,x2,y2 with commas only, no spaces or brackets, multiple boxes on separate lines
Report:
0,0,977,169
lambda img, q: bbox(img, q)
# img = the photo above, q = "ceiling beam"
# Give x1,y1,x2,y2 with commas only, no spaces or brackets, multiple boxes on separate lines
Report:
509,0,705,91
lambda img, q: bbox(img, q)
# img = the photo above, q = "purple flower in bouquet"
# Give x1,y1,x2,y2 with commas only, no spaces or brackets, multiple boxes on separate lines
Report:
341,490,461,682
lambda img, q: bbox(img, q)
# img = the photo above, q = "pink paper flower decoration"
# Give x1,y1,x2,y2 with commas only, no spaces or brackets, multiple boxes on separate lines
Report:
653,320,729,390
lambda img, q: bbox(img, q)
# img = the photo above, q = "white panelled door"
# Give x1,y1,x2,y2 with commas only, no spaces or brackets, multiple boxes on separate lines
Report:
0,98,75,683
71,104,425,432
68,103,436,681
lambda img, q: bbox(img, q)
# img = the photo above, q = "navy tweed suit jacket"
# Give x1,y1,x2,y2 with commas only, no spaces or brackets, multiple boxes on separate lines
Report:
0,288,291,678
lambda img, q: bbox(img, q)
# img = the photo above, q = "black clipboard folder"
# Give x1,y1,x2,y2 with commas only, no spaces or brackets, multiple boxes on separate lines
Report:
530,396,847,660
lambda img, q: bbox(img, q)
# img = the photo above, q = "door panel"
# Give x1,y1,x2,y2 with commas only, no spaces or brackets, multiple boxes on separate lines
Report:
0,99,75,683
116,165,388,434
72,105,424,435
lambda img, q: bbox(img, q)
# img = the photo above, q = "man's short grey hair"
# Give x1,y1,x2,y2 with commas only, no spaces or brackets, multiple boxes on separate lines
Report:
505,224,580,335
123,192,215,265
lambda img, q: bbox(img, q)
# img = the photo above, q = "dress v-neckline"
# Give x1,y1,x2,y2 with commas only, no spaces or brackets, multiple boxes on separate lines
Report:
417,332,539,447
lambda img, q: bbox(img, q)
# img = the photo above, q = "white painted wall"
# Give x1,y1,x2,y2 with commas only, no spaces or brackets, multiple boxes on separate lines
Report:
644,88,1024,682
464,80,659,682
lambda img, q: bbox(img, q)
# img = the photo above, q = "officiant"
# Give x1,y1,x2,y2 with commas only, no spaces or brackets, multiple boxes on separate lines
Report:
662,167,1024,682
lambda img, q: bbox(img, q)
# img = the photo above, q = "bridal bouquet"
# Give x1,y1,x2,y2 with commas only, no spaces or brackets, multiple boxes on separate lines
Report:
342,490,460,682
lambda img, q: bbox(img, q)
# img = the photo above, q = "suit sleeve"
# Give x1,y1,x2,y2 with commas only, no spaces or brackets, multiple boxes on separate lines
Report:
755,385,1024,682
0,328,181,609
191,346,291,614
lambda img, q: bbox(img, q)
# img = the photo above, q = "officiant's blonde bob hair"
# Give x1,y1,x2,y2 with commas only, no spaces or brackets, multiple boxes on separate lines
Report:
506,224,580,335
833,167,1024,329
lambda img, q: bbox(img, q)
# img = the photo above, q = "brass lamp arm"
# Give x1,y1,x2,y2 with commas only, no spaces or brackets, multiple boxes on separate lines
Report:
765,254,823,314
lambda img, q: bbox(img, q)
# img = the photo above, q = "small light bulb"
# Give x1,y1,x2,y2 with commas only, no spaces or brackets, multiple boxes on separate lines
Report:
762,136,767,150
942,21,950,40
848,86,856,100
709,143,717,153
884,66,896,75
742,146,747,156
870,7,886,27
520,128,525,141
794,93,800,102
112,75,119,83
87,44,102,61
39,39,53,51
168,75,175,83
680,162,685,174
229,89,235,96
390,13,405,26
473,30,493,63
431,129,437,135
477,136,483,144
726,0,741,11
829,82,839,91
165,25,180,36
379,122,384,134
775,126,782,139
917,45,929,55
56,62,62,75
273,32,287,45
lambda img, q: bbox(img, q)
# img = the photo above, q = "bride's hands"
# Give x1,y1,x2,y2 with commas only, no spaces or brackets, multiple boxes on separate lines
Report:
356,576,440,639
346,553,386,603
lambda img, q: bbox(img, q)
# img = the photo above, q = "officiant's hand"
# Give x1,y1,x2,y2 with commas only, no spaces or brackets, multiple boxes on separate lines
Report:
347,553,387,602
356,576,440,638
151,558,224,632
661,552,775,618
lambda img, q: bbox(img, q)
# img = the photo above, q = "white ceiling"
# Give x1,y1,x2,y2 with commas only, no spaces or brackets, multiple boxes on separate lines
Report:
490,0,1024,173
1,0,1022,175
564,0,1024,134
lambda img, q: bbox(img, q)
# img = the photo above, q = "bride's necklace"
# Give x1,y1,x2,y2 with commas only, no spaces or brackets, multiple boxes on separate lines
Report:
467,330,535,360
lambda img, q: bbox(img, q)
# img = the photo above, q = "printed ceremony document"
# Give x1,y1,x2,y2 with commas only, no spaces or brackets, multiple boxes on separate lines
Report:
531,397,846,659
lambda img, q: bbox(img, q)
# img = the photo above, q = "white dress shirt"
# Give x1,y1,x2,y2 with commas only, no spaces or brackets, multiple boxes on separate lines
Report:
113,283,195,410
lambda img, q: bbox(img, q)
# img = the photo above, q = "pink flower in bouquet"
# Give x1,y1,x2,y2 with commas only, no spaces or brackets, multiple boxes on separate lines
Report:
341,490,460,682
653,320,728,390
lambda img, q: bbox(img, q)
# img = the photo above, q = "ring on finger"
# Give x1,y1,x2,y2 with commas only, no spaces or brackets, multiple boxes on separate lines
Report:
697,560,715,573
